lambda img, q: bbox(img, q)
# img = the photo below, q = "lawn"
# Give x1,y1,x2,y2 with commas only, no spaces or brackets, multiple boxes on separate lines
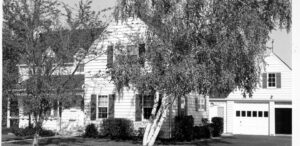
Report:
2,135,291,146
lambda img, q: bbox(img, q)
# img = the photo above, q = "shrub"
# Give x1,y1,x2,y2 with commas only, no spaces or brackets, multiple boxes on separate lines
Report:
11,126,55,137
102,118,134,140
173,115,194,141
193,124,213,139
211,117,223,137
84,124,98,138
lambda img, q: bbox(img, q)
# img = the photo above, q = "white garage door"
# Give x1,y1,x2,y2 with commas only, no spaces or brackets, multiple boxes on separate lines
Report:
233,102,269,135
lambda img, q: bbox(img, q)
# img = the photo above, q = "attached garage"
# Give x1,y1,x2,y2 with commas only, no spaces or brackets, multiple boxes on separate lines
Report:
233,102,269,135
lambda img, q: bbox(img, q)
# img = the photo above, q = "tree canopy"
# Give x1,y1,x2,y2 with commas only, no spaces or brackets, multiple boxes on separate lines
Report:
112,0,291,97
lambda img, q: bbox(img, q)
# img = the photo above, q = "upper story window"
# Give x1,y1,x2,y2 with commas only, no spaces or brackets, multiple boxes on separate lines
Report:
107,44,145,69
262,72,281,89
195,95,206,111
268,73,276,87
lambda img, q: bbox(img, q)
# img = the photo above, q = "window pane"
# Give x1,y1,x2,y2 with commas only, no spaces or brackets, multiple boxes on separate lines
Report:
264,111,268,117
144,108,152,119
258,111,263,117
268,73,276,87
242,111,246,117
247,111,251,117
98,107,107,118
253,111,257,117
144,95,154,107
98,95,108,107
236,111,240,117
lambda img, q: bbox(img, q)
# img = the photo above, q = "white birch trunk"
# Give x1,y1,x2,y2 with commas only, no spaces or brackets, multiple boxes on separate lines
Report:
142,94,174,146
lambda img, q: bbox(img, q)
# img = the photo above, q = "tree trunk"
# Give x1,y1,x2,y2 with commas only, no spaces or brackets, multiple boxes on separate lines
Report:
32,133,39,146
142,94,174,146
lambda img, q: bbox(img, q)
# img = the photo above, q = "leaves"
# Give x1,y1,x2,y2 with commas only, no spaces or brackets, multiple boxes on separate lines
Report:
111,0,291,98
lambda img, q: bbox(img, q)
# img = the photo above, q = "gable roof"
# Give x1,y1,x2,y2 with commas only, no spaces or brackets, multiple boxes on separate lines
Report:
272,52,292,70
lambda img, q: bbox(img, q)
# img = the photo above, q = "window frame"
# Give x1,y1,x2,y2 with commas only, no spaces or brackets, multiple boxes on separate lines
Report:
97,95,109,119
267,73,276,88
142,94,154,120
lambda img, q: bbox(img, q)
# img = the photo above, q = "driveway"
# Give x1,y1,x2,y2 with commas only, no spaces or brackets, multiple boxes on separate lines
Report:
2,135,291,146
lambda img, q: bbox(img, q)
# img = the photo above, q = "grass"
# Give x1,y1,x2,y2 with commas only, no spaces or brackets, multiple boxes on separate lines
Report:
2,135,291,146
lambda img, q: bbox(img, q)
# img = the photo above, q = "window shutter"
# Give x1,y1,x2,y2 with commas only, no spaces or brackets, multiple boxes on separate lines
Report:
90,94,97,120
107,45,113,68
138,44,145,67
262,73,267,88
108,94,115,118
195,97,199,111
276,73,281,88
135,94,142,121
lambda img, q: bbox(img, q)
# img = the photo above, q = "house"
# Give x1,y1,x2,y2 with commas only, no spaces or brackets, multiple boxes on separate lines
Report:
209,50,292,135
7,48,86,133
6,27,104,134
83,18,209,138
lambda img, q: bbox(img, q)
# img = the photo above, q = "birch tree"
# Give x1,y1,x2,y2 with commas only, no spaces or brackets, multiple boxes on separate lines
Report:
112,0,291,146
3,0,105,145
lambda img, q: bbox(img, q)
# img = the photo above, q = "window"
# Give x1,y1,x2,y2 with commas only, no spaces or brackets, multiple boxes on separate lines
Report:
143,95,154,119
253,111,257,117
258,111,263,117
247,111,251,117
236,111,240,117
264,111,269,117
242,111,246,117
268,73,276,87
199,97,206,111
98,95,108,118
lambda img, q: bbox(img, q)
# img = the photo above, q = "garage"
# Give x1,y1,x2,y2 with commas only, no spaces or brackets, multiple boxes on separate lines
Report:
275,108,292,134
233,102,269,135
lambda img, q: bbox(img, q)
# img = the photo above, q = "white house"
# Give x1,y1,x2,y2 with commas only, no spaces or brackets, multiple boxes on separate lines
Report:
83,18,209,138
209,50,292,135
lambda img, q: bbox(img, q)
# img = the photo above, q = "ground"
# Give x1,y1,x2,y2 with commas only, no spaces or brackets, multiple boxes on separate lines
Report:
2,135,291,146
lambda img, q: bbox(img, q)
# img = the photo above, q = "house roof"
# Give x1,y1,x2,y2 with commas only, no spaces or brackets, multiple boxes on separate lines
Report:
16,74,84,91
272,52,292,70
19,28,105,64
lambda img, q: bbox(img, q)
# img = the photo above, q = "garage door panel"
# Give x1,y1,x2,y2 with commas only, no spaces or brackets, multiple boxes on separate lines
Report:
233,103,269,135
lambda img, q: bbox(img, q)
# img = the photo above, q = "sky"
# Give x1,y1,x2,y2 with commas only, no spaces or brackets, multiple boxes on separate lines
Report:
60,0,292,67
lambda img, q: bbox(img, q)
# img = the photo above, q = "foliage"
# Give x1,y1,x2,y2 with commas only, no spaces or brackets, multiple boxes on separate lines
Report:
173,115,194,141
102,118,134,140
111,0,291,98
211,117,224,137
2,0,106,140
11,126,55,137
84,124,98,138
193,125,210,139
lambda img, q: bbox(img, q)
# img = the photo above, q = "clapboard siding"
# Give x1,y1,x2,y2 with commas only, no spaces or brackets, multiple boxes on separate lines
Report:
228,52,292,100
84,18,147,124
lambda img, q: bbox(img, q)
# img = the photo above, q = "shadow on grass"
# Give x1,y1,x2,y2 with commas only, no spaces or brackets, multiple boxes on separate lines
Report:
155,137,232,146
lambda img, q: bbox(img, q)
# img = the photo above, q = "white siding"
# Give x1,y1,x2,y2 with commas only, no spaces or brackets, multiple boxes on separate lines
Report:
228,53,292,100
84,18,147,123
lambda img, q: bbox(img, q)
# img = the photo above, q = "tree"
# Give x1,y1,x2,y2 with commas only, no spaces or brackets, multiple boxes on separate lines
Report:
112,0,291,146
3,0,106,145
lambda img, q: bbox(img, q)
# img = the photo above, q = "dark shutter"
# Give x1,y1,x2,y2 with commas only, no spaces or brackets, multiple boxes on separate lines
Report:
262,73,267,88
108,94,115,118
107,45,113,68
139,44,145,67
195,97,199,111
135,94,142,121
276,73,281,88
90,94,97,120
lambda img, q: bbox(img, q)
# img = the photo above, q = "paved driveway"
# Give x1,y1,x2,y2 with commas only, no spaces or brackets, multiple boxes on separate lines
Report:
192,135,291,146
2,135,291,146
